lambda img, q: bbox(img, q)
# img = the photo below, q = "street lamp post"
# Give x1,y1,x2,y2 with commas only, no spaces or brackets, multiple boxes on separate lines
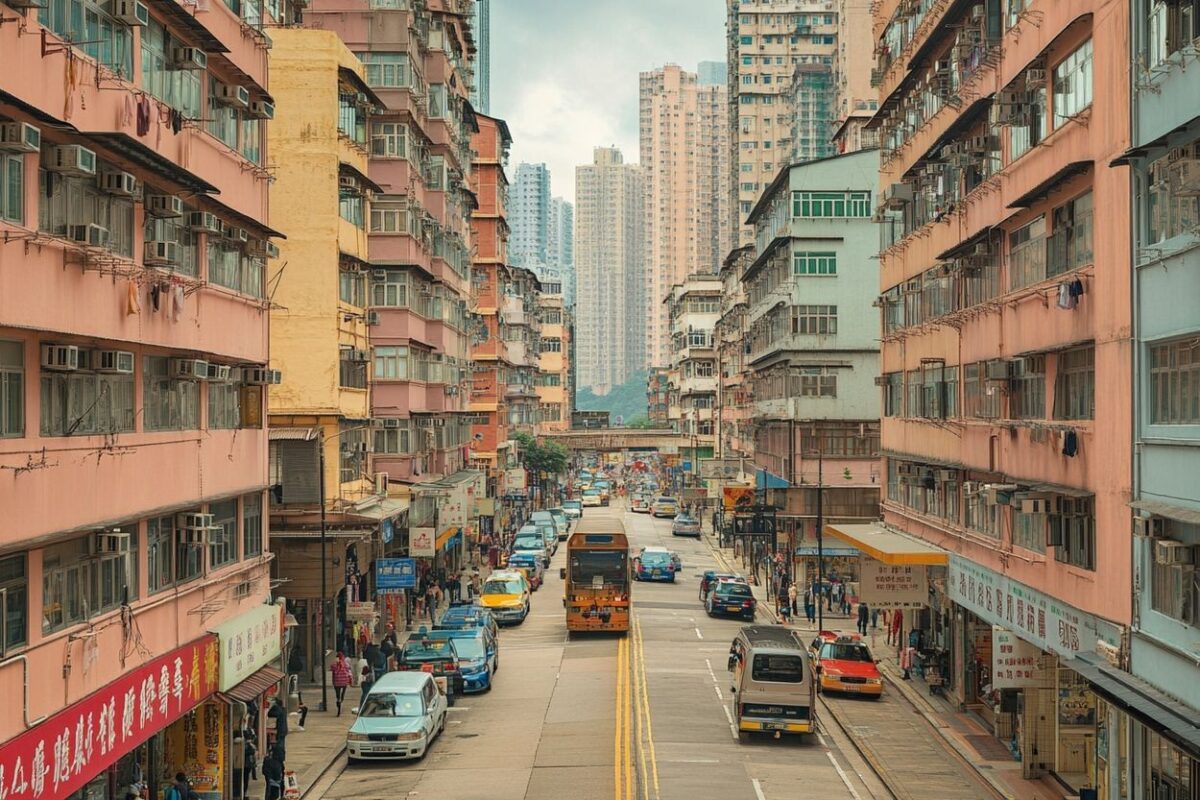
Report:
813,447,825,632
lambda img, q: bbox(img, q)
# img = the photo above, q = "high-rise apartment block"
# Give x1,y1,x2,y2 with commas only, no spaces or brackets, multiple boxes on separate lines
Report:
866,0,1132,792
548,196,575,307
471,0,491,114
575,147,644,394
639,65,730,369
726,1,839,244
509,162,551,271
831,0,876,153
0,0,280,777
698,60,729,86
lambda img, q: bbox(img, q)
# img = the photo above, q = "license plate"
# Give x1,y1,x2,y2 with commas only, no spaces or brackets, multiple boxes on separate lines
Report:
727,606,742,613
652,570,661,576
841,684,859,692
762,722,785,731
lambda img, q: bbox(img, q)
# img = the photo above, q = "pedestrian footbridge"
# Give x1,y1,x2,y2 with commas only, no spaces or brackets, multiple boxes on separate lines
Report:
539,428,689,451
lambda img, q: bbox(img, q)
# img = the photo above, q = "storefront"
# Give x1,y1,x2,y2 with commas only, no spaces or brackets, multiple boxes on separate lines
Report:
0,636,220,800
947,554,1124,792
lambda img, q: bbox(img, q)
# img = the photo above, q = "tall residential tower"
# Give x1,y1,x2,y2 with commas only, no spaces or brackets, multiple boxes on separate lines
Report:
471,0,491,114
509,162,551,271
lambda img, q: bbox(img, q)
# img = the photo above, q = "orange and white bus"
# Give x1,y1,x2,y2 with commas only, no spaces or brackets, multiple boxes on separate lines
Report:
562,516,631,633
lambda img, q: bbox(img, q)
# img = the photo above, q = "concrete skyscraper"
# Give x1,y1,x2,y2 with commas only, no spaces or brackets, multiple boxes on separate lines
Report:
548,197,575,307
471,0,490,113
725,1,840,244
698,60,728,86
509,162,551,271
639,64,731,369
575,147,644,395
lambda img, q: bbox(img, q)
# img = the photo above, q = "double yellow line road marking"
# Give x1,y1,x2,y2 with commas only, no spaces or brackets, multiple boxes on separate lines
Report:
615,617,660,800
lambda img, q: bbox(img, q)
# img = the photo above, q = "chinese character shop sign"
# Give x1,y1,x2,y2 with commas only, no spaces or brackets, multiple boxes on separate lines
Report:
0,635,218,800
859,560,928,609
212,604,282,692
992,628,1040,688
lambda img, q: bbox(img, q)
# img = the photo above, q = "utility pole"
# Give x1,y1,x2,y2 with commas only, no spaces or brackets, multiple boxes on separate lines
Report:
816,446,825,632
317,433,329,712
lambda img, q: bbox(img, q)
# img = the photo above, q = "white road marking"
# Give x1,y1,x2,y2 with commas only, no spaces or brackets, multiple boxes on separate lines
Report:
446,706,470,711
751,778,767,800
694,627,704,639
721,705,737,740
713,685,724,701
704,658,717,682
665,758,720,764
825,752,863,800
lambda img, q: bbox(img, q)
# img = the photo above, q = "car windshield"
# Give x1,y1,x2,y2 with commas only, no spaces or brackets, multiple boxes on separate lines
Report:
513,537,543,550
569,549,627,586
360,692,424,717
483,579,524,595
583,489,599,496
716,583,752,597
402,641,454,662
675,515,696,524
434,636,484,659
564,501,581,510
821,643,874,662
640,552,671,567
656,497,674,504
752,654,805,683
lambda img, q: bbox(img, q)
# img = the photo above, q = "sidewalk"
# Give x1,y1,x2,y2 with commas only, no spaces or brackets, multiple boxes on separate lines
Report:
700,525,1072,800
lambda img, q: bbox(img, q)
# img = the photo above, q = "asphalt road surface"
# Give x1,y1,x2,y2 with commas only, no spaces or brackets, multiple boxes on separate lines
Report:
311,508,895,800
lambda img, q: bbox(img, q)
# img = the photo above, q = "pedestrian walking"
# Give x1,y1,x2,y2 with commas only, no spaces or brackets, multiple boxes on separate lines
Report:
857,602,870,635
358,660,375,712
166,773,199,800
889,609,902,646
871,608,880,630
330,651,353,716
788,582,798,616
470,567,482,598
804,585,816,624
425,583,439,623
457,567,471,602
267,696,288,758
261,748,284,800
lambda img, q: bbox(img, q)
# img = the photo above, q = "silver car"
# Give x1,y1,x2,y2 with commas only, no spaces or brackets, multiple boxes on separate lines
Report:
347,672,447,761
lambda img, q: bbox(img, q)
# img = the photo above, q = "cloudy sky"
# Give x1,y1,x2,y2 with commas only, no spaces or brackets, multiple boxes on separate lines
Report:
491,0,727,201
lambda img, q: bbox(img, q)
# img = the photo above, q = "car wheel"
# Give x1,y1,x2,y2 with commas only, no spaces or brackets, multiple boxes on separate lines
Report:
346,756,358,766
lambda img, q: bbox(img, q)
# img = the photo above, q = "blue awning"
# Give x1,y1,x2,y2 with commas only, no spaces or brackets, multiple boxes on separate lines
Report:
441,531,462,553
756,468,790,490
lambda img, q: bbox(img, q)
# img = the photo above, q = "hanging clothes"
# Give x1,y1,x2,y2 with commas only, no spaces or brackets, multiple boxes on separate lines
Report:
150,283,161,311
126,280,141,315
1069,278,1084,301
170,109,183,134
1057,283,1075,310
121,95,135,128
172,285,185,322
1062,430,1078,458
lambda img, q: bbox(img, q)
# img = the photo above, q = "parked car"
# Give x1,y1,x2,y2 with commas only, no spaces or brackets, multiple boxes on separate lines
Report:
671,513,701,537
478,571,531,625
531,511,565,546
506,551,545,590
652,497,679,518
705,580,757,620
393,637,465,700
581,489,602,507
562,500,583,519
435,604,499,643
347,672,447,762
427,629,497,693
511,527,552,567
547,507,570,538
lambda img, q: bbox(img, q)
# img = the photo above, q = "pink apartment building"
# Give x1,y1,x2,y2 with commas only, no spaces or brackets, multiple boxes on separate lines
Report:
0,0,284,796
867,0,1129,793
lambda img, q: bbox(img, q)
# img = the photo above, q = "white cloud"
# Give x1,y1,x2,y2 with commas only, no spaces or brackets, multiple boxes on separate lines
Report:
490,0,726,199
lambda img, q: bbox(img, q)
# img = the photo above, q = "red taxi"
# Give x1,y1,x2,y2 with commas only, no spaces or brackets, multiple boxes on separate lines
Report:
812,634,883,698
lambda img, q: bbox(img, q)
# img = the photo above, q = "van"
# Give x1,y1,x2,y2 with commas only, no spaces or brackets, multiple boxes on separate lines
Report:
727,625,816,739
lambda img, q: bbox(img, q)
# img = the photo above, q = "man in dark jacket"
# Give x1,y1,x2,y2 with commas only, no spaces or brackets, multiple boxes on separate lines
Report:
857,601,870,636
261,748,284,800
267,697,288,762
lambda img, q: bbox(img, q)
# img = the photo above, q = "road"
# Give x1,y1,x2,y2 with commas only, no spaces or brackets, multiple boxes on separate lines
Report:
310,509,910,800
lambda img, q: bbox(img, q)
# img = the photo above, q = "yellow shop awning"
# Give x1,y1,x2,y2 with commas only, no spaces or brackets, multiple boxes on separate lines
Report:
823,523,948,566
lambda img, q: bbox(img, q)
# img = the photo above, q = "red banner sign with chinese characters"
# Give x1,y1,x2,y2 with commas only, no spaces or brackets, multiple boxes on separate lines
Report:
0,635,219,800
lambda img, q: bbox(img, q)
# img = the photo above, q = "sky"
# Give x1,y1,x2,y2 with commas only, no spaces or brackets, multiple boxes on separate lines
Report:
490,0,727,201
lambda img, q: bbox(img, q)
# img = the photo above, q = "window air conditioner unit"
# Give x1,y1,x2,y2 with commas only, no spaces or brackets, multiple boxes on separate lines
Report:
985,359,1013,381
69,223,109,247
1020,497,1054,515
963,481,982,496
873,375,889,386
1132,516,1165,538
937,469,958,482
206,363,232,381
112,0,149,25
177,512,215,530
93,531,131,554
186,211,222,234
170,47,208,70
40,343,80,371
145,194,184,218
46,145,97,176
223,225,249,243
170,358,209,380
352,349,368,362
145,240,179,266
372,270,388,281
264,241,280,259
1154,539,1194,566
367,311,381,326
884,182,914,209
267,369,282,385
1026,69,1046,83
997,89,1033,107
95,350,135,374
249,100,275,120
382,418,401,429
216,83,251,109
0,122,41,153
180,528,209,546
374,472,389,495
243,367,269,385
339,175,358,191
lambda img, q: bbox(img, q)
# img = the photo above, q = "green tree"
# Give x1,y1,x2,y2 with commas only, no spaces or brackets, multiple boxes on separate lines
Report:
624,415,655,429
513,432,569,477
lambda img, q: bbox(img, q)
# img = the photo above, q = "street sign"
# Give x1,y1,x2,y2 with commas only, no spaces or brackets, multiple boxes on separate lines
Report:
732,514,776,537
376,557,417,592
699,458,745,479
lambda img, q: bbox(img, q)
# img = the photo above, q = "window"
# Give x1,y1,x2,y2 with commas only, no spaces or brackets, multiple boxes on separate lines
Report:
42,535,138,633
242,493,262,558
791,191,871,218
207,76,239,149
0,554,26,653
541,373,562,387
208,381,240,429
428,84,447,117
37,0,133,76
1054,346,1095,420
2,153,24,224
1147,144,1200,244
140,20,201,119
540,403,562,422
752,654,804,683
358,52,412,88
1009,355,1045,419
542,310,563,325
1012,511,1046,554
0,341,23,437
209,243,264,298
882,372,902,417
144,213,198,277
1048,192,1094,275
1053,39,1093,126
1148,0,1200,66
38,167,135,257
337,93,367,144
1148,336,1200,424
370,122,408,159
148,514,203,591
340,270,366,307
374,421,412,454
964,488,998,538
797,368,836,397
793,305,837,335
1051,497,1095,570
540,337,562,353
208,500,237,569
793,251,836,275
1009,85,1047,161
339,190,364,227
1008,215,1047,290
143,356,200,431
371,268,409,306
339,423,366,484
374,345,409,380
963,363,1000,419
1150,519,1200,623
40,370,135,436
339,347,368,389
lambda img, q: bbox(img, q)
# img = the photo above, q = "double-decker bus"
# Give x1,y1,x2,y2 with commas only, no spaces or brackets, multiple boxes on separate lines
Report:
562,516,631,633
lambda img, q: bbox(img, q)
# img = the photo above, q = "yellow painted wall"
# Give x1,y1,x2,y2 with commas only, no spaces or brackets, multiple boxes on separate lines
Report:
267,29,371,420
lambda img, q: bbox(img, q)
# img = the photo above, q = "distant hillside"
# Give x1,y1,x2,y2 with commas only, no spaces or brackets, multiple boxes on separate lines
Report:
575,371,649,426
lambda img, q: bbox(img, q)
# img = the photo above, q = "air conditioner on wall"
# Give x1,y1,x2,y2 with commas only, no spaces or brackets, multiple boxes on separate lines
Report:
171,358,209,380
96,350,135,374
0,122,41,153
1155,539,1194,565
46,145,97,176
1133,516,1165,538
176,512,215,530
146,194,184,218
93,531,131,554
